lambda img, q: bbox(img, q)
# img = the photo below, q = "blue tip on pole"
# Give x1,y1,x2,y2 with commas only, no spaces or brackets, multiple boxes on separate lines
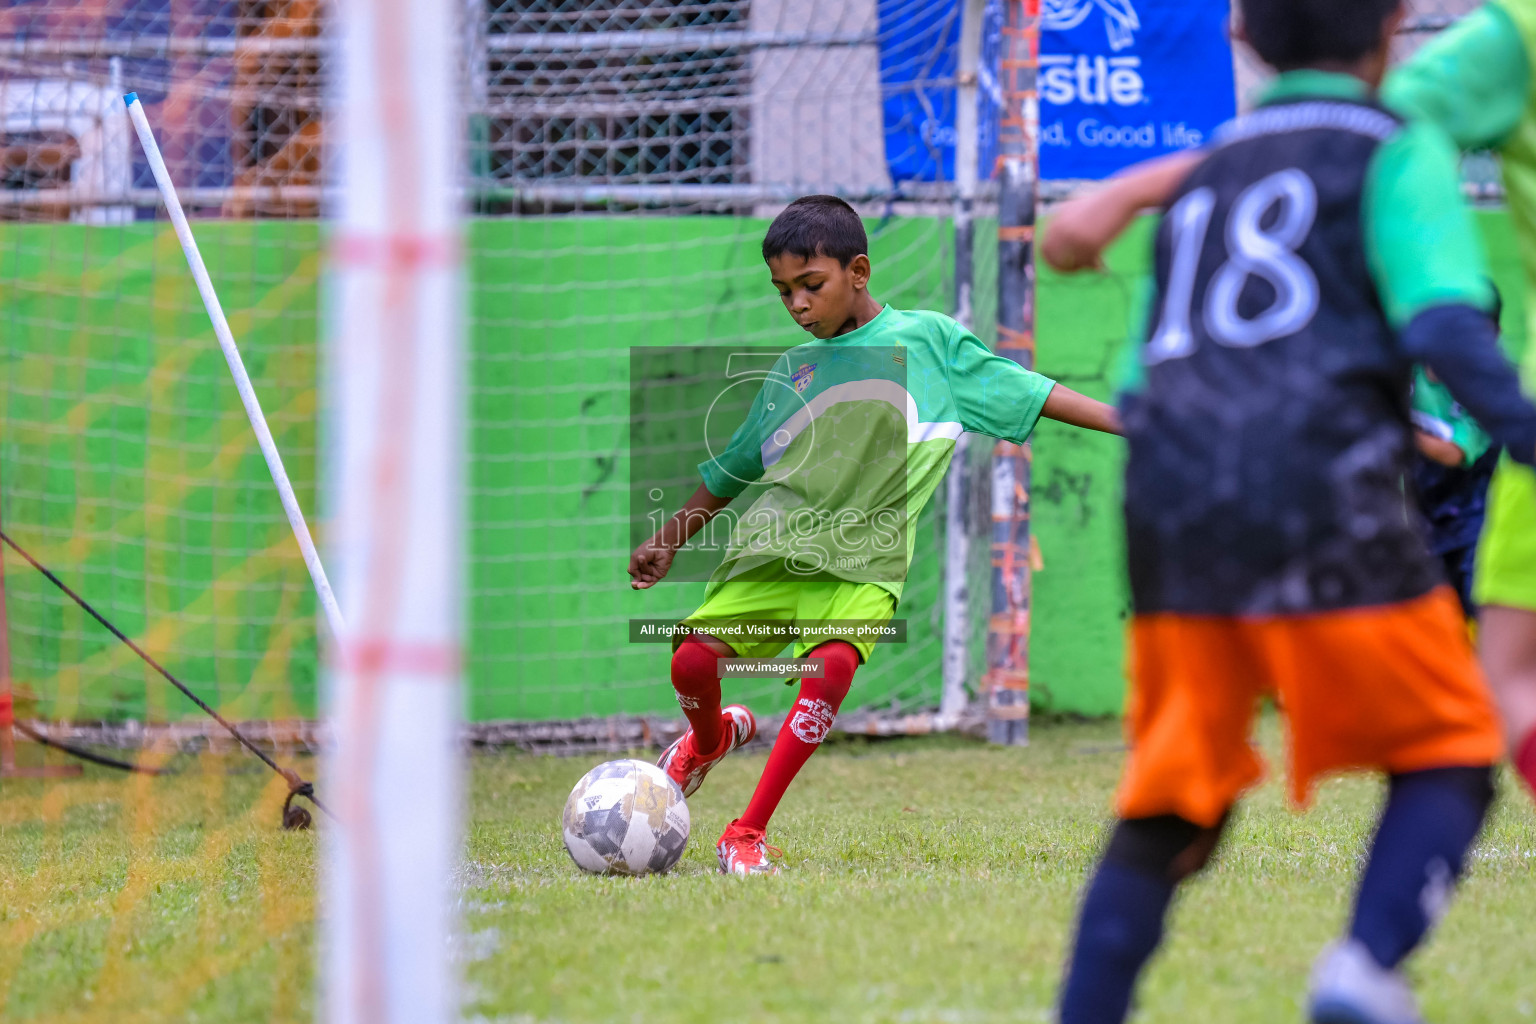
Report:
124,92,138,106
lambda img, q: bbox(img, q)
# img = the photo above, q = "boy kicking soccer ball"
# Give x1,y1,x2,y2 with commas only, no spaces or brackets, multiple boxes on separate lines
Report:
1048,1,1536,1022
627,195,1120,876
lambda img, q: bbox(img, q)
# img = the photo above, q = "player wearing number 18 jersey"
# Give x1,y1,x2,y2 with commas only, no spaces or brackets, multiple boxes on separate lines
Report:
1056,2,1536,1022
1046,0,1536,825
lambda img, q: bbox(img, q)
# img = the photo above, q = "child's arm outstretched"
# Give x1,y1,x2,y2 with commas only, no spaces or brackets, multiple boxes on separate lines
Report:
1042,383,1122,435
627,483,733,589
949,321,1123,440
631,358,780,589
1041,151,1200,273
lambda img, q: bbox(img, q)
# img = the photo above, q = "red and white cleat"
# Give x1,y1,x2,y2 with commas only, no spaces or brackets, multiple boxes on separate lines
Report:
716,819,783,876
656,705,756,797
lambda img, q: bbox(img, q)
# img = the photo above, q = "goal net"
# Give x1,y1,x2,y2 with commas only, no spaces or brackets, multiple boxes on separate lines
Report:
0,0,1001,753
0,0,1505,749
0,5,324,741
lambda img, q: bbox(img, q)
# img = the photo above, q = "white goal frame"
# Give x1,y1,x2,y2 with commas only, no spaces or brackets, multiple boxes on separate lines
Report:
323,0,466,1020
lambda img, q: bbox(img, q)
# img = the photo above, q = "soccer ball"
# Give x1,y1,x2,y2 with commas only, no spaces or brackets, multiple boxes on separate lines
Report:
561,759,691,875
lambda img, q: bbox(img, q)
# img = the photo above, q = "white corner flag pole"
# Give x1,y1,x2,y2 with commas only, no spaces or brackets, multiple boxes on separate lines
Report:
123,93,347,646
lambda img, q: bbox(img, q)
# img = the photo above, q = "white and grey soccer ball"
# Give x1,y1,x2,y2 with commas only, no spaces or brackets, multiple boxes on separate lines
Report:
561,759,691,876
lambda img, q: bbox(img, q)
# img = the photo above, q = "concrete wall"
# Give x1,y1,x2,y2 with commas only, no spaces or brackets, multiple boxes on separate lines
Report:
749,0,892,198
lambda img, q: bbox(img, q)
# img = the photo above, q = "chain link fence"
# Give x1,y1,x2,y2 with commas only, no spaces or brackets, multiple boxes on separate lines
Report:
0,0,975,215
0,0,992,732
0,1,1494,215
0,0,1502,734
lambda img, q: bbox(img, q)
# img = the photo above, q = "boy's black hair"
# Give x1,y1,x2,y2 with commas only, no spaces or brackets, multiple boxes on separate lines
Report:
762,195,868,267
1239,0,1401,72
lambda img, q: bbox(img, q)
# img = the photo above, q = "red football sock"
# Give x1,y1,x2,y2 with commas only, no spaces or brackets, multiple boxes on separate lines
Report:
1517,727,1536,799
671,637,726,753
738,641,860,832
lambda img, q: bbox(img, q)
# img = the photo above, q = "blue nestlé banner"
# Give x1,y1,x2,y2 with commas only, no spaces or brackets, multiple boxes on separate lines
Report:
878,0,1002,184
1039,0,1234,181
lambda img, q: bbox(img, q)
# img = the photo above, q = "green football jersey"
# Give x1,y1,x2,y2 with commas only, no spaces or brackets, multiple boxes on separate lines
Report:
1383,0,1536,389
1412,368,1493,466
698,304,1057,603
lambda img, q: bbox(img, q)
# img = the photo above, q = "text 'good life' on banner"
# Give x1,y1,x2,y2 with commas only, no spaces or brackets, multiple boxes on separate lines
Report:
1039,0,1235,181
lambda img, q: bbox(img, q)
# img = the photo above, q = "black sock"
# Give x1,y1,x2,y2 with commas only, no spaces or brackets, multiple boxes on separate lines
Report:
1350,766,1494,969
1058,860,1175,1024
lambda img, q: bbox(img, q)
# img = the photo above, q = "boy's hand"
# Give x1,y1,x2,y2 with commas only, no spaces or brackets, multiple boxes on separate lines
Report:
1414,429,1465,467
628,537,678,589
1042,197,1121,273
629,483,733,589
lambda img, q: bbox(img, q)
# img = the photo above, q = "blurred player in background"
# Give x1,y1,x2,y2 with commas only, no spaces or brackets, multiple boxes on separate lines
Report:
1409,284,1503,622
627,195,1121,876
1043,0,1536,810
1385,0,1536,825
1046,1,1536,1021
1412,347,1499,619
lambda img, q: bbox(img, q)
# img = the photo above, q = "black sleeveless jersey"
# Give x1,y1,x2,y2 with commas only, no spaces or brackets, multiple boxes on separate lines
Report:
1123,98,1442,615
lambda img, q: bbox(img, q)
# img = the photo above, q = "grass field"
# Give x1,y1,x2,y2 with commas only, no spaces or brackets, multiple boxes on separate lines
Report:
1,716,1533,1023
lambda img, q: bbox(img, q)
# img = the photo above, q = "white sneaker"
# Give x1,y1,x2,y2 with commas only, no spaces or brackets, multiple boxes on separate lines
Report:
1308,939,1424,1024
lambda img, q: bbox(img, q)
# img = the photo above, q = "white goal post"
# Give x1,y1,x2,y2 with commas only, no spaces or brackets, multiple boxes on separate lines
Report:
323,0,466,1020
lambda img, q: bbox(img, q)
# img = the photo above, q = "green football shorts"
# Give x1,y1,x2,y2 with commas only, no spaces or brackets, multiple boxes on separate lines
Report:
1475,456,1536,612
676,578,898,663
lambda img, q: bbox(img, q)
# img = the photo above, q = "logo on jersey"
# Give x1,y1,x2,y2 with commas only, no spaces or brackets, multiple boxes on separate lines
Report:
792,363,817,394
1043,0,1140,51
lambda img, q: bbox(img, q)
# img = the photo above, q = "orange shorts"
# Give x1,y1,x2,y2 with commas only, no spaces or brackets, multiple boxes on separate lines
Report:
1118,587,1504,828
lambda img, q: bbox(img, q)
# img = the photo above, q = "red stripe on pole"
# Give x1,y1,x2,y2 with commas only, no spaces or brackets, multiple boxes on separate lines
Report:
332,232,460,269
340,639,462,676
